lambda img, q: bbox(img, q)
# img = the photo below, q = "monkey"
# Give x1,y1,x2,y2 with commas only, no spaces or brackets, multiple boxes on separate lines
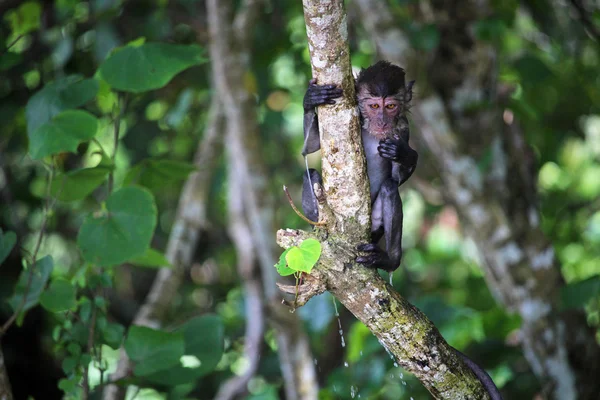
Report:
301,60,417,272
300,61,503,400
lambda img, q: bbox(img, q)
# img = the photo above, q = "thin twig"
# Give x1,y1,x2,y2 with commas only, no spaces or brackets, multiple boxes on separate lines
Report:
82,304,97,399
0,162,58,335
107,95,122,195
283,185,326,226
569,0,600,42
0,34,22,56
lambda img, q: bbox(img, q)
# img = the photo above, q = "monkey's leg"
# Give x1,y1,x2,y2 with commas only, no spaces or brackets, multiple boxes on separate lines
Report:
381,179,403,271
356,179,403,271
302,168,322,222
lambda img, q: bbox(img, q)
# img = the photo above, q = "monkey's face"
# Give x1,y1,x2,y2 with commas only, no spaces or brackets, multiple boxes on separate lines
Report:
359,96,403,139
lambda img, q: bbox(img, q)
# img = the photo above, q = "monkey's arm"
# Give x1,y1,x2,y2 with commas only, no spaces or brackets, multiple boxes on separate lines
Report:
378,138,417,186
302,79,343,156
377,116,417,185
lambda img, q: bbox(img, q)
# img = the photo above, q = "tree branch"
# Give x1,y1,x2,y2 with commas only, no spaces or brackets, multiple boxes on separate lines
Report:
569,0,600,42
207,0,320,398
214,153,265,400
273,1,491,398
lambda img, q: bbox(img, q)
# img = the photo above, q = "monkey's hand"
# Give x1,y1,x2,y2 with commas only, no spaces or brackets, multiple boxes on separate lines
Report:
356,243,397,272
378,137,418,167
303,79,343,111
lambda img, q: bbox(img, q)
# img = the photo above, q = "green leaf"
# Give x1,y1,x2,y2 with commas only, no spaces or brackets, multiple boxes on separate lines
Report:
0,229,17,266
179,315,224,376
0,52,22,71
285,239,321,273
275,248,296,276
4,1,41,36
144,365,204,386
58,378,77,393
128,248,171,268
40,278,77,312
474,18,507,41
561,276,600,310
99,43,205,93
51,163,113,202
101,322,126,349
514,56,553,86
28,110,98,159
62,356,78,374
26,76,99,134
347,321,378,363
124,159,197,192
77,186,157,267
125,326,185,377
139,315,224,385
8,256,54,317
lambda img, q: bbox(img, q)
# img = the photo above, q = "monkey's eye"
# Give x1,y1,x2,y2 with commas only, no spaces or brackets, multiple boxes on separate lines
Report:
370,104,380,109
385,104,397,109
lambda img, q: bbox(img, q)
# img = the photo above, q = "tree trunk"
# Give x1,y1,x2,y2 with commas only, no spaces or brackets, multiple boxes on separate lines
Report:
207,1,320,398
276,1,495,398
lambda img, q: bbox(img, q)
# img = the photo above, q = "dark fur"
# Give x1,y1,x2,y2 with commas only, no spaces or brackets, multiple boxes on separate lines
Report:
356,61,406,98
301,63,502,399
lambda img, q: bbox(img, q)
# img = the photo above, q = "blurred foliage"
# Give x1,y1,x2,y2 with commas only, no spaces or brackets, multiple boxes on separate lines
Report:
0,0,598,399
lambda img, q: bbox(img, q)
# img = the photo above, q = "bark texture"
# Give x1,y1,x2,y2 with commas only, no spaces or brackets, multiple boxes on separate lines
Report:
303,0,371,235
353,0,600,398
215,159,264,400
275,1,494,398
207,1,320,399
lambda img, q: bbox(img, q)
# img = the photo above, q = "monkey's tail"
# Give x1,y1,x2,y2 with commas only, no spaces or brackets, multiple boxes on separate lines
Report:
305,155,314,198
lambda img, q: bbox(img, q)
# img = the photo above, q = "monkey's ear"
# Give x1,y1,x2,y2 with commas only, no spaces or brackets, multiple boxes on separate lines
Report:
354,68,365,91
405,80,415,103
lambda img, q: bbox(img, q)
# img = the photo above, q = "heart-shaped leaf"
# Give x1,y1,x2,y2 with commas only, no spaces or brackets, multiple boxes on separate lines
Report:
128,248,171,268
124,159,196,192
5,1,41,37
0,229,17,266
26,76,98,134
99,43,205,93
275,248,296,276
77,186,157,267
51,163,113,202
285,239,321,274
40,278,77,312
561,276,600,310
180,315,224,376
141,314,225,385
8,256,54,318
143,365,203,386
28,110,98,159
125,326,185,377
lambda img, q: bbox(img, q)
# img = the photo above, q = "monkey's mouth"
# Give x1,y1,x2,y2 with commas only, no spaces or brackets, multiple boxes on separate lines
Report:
370,129,394,139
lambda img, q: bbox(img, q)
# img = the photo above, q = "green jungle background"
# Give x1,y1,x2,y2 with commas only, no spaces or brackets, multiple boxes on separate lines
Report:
0,0,599,399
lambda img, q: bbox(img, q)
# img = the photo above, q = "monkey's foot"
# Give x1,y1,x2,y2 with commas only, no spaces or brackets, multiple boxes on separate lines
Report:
356,243,396,271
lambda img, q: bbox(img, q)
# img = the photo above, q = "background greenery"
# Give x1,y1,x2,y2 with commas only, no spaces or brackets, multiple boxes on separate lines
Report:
0,0,599,399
